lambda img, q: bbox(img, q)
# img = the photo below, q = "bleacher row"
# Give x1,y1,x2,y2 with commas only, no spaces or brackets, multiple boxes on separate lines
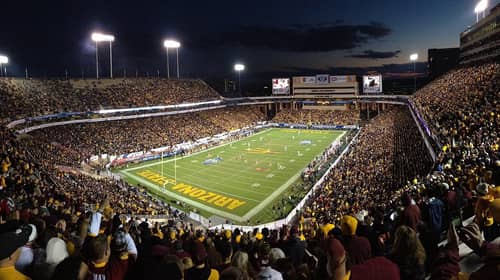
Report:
0,62,498,280
0,78,221,121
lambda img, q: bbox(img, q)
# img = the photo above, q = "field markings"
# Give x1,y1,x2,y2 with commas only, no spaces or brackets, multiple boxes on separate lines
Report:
147,166,270,198
123,129,271,172
120,129,344,222
120,170,249,222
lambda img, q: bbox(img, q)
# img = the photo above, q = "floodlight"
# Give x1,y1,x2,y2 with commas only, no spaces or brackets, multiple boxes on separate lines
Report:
163,40,181,48
234,64,245,71
474,0,488,14
163,40,181,78
0,55,8,64
409,53,418,61
91,32,115,42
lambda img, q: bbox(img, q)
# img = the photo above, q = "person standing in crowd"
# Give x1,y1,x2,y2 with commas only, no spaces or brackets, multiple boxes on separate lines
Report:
389,226,426,280
0,225,33,280
340,215,372,265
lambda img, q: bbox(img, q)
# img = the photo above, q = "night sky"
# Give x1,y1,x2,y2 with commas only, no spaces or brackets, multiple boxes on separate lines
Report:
1,0,498,79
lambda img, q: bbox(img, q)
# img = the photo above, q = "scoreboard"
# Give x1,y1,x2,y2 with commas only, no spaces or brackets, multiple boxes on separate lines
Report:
362,75,383,94
272,78,290,95
292,75,358,95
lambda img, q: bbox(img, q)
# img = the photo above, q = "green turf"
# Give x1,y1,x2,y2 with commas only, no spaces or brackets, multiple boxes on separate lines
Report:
119,128,343,223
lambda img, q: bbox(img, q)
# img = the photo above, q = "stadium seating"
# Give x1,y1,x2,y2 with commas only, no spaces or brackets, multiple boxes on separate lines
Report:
0,78,221,121
0,62,499,280
272,108,360,126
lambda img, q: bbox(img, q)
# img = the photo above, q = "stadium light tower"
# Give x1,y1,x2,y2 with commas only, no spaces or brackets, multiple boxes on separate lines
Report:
0,55,8,77
163,39,181,78
91,32,115,79
410,53,418,93
234,63,245,96
474,0,488,22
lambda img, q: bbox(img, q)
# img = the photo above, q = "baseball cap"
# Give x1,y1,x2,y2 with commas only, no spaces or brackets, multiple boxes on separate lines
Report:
0,225,32,260
46,237,69,265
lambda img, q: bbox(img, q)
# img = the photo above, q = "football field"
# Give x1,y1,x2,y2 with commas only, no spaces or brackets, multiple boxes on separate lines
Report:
119,128,344,223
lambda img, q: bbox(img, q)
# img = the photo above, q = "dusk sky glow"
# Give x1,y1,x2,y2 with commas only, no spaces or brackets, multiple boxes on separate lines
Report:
1,0,498,78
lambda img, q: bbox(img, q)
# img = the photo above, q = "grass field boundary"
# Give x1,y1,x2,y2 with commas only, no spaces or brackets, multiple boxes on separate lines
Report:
119,128,346,223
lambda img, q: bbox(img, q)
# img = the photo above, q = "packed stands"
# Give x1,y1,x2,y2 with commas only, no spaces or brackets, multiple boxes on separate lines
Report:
301,106,433,224
0,78,221,121
0,62,499,280
272,109,360,126
25,106,265,167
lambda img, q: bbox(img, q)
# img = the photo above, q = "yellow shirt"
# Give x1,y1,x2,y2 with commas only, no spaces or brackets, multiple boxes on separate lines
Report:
0,266,31,280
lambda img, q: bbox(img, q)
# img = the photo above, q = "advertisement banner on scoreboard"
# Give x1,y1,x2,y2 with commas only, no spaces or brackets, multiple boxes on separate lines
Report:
330,75,356,84
316,74,330,84
363,75,383,94
272,78,290,95
293,76,316,85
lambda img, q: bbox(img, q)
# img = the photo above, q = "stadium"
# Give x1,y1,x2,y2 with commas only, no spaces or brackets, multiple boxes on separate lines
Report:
0,1,499,279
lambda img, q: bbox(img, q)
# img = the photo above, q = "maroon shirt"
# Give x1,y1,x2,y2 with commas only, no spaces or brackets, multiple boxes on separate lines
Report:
350,256,400,280
342,235,372,265
87,255,130,280
402,204,421,231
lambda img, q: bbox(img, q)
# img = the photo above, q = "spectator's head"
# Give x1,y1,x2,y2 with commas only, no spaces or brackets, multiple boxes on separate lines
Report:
258,242,271,265
190,241,207,266
51,256,88,280
46,237,69,266
391,225,426,265
111,230,128,254
269,247,286,266
476,183,489,196
326,237,346,280
0,224,32,265
87,234,110,263
340,215,358,236
220,266,244,280
231,251,250,274
163,255,184,280
274,258,297,280
402,193,412,207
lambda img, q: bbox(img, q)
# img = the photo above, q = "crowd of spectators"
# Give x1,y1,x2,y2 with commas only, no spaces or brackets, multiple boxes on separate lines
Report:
0,78,221,121
301,106,433,224
272,109,360,126
1,127,172,218
0,62,499,279
25,106,265,167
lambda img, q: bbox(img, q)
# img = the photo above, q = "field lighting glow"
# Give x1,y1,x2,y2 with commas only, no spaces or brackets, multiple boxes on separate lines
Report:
91,32,115,42
0,55,8,64
474,0,488,14
234,64,245,71
163,40,181,48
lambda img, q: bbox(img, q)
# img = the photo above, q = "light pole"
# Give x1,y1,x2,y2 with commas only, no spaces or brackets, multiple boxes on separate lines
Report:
410,53,418,93
234,63,245,96
163,40,181,78
0,55,8,77
474,0,488,23
91,32,115,79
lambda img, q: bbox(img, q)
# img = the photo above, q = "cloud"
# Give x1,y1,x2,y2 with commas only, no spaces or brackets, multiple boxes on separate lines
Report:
188,22,392,52
346,50,401,59
275,62,427,77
